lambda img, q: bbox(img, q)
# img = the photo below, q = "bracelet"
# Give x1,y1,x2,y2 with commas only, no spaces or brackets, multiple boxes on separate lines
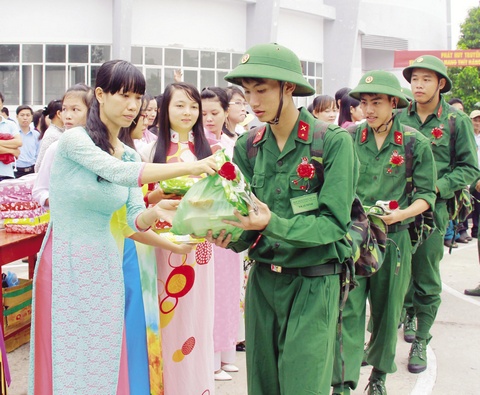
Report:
143,192,150,207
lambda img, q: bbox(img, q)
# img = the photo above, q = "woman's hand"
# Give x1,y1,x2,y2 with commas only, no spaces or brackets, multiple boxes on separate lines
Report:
173,243,194,255
191,156,217,176
147,188,179,205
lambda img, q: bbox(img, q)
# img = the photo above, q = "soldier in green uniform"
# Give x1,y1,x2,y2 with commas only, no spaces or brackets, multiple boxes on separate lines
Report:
206,43,357,395
331,70,437,395
398,55,479,373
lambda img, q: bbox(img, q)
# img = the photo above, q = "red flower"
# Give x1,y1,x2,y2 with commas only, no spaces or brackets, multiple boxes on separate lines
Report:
431,127,443,139
218,161,237,181
388,200,399,210
296,157,315,179
389,151,404,166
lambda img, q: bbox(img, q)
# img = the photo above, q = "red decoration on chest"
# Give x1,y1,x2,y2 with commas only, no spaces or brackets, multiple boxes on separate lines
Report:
253,126,266,144
394,131,403,145
297,121,309,141
361,128,368,143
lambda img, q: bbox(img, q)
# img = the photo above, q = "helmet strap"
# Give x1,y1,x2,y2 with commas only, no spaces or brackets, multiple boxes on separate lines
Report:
267,81,285,125
373,113,395,134
417,82,441,105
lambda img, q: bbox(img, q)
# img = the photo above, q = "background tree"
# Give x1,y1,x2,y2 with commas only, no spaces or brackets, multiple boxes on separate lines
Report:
448,6,480,113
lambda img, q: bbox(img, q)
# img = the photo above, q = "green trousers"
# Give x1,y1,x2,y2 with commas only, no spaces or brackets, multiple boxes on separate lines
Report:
245,263,340,395
403,202,448,340
332,230,411,390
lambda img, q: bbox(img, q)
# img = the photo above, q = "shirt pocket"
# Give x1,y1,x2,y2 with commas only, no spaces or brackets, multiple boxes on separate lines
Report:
289,173,321,196
251,173,265,189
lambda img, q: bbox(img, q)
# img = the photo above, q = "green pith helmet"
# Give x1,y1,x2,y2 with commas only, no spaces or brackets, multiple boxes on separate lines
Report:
349,70,409,108
224,43,315,97
402,55,452,93
401,87,414,102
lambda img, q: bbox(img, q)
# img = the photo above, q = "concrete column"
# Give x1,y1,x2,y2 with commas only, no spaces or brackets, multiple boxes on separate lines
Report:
323,0,361,95
112,0,133,61
246,0,280,48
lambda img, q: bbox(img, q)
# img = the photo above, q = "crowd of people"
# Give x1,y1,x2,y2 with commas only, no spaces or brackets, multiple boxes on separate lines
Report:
0,42,479,395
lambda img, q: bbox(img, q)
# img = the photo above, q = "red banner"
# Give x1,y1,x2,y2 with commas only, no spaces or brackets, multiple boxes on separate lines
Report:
394,50,480,68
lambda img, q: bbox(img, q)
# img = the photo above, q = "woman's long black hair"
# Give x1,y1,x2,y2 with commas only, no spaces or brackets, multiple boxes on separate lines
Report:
87,59,146,155
338,94,360,127
152,82,211,164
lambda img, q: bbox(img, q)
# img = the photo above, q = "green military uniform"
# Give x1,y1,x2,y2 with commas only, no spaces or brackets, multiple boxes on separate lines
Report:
331,116,436,391
398,93,478,343
229,108,357,394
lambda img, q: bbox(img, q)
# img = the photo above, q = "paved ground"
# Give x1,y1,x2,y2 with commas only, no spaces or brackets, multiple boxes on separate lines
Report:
4,241,480,394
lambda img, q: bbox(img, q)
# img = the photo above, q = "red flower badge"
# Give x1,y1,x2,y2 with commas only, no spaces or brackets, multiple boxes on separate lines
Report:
292,157,315,191
431,127,443,140
387,150,404,174
218,161,237,181
389,200,399,210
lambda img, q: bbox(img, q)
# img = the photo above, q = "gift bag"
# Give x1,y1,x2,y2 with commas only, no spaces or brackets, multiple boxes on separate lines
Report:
171,150,255,242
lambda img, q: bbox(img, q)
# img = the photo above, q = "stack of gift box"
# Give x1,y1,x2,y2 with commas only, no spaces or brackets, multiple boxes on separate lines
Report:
0,174,49,234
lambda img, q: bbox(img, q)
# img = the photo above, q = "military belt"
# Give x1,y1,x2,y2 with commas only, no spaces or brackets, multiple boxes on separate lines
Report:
266,261,343,277
387,223,409,233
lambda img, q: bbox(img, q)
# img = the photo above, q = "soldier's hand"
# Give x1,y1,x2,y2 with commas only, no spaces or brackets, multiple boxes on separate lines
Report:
205,229,232,248
224,195,271,231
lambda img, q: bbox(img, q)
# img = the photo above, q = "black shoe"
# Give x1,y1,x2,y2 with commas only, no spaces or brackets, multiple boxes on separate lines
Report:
236,342,246,352
444,239,458,248
457,232,470,243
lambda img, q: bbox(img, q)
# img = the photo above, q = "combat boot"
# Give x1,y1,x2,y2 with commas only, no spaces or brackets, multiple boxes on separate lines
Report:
408,338,427,373
403,314,416,343
464,284,480,296
365,369,387,395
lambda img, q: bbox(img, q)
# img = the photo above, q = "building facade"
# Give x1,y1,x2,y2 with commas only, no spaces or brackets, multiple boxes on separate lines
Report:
0,0,449,111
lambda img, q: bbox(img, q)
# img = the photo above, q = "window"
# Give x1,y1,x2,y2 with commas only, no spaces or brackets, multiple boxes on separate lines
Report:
0,45,19,63
145,47,162,66
0,66,19,103
146,68,162,95
45,66,66,103
23,45,43,63
69,45,88,63
46,45,66,63
165,48,181,67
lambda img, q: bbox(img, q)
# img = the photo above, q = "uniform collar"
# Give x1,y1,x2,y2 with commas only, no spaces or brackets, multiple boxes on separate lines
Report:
170,129,194,144
407,95,446,119
359,116,404,147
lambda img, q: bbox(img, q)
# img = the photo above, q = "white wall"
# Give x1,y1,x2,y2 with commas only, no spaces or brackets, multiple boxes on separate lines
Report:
132,0,247,51
2,0,112,44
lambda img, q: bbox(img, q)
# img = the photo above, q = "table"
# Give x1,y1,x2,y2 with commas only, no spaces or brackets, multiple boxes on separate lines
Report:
0,230,45,336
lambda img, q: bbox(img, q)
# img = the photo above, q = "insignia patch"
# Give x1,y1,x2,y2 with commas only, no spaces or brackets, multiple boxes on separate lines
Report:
297,121,309,141
365,76,373,83
416,57,424,63
394,131,403,145
241,54,250,64
361,128,368,143
252,126,266,144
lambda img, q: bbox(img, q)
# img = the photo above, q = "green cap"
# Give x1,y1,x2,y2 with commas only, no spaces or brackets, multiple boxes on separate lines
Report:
225,43,315,97
349,70,409,108
402,55,452,93
401,87,414,101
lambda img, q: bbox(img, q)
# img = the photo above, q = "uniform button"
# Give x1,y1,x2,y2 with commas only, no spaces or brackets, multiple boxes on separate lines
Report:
277,160,283,166
275,242,280,248
373,176,377,180
375,157,380,161
276,188,281,193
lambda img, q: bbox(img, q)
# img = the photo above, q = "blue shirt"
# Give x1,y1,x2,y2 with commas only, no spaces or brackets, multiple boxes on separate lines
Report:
16,128,40,168
0,116,20,177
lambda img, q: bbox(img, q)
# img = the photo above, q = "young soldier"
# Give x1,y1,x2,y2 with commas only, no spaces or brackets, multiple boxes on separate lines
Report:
207,43,357,395
331,70,436,395
398,55,479,373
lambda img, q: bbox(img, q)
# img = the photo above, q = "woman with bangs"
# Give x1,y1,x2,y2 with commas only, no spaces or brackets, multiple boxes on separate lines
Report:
140,82,215,394
29,61,217,394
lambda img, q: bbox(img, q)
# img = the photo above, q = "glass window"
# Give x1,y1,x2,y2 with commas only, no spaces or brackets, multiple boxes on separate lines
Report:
164,68,178,86
307,62,315,77
0,66,20,104
146,68,162,95
69,45,88,63
184,50,198,67
23,65,44,105
184,70,198,87
69,65,87,86
145,47,162,66
316,63,322,77
216,71,228,87
200,70,215,90
45,66,66,103
300,60,307,76
46,45,66,63
90,65,101,88
23,44,43,63
201,51,215,68
232,53,242,69
33,65,43,105
131,47,143,64
0,45,20,63
91,45,111,63
165,48,181,67
315,79,323,95
217,52,230,69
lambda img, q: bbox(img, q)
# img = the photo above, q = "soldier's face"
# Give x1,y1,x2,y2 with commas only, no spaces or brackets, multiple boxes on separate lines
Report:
242,78,283,123
410,69,445,104
359,93,395,129
472,116,480,135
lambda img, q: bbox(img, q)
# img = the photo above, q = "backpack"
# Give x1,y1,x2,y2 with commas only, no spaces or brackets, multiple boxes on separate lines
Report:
403,128,436,253
245,121,387,283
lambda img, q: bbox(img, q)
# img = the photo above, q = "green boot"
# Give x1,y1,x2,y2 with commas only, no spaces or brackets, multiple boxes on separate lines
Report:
332,385,350,395
464,284,480,296
403,314,416,343
365,369,387,395
408,338,427,373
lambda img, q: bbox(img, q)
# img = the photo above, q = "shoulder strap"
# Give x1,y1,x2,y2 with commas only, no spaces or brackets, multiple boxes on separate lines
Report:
448,106,457,168
403,125,417,197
